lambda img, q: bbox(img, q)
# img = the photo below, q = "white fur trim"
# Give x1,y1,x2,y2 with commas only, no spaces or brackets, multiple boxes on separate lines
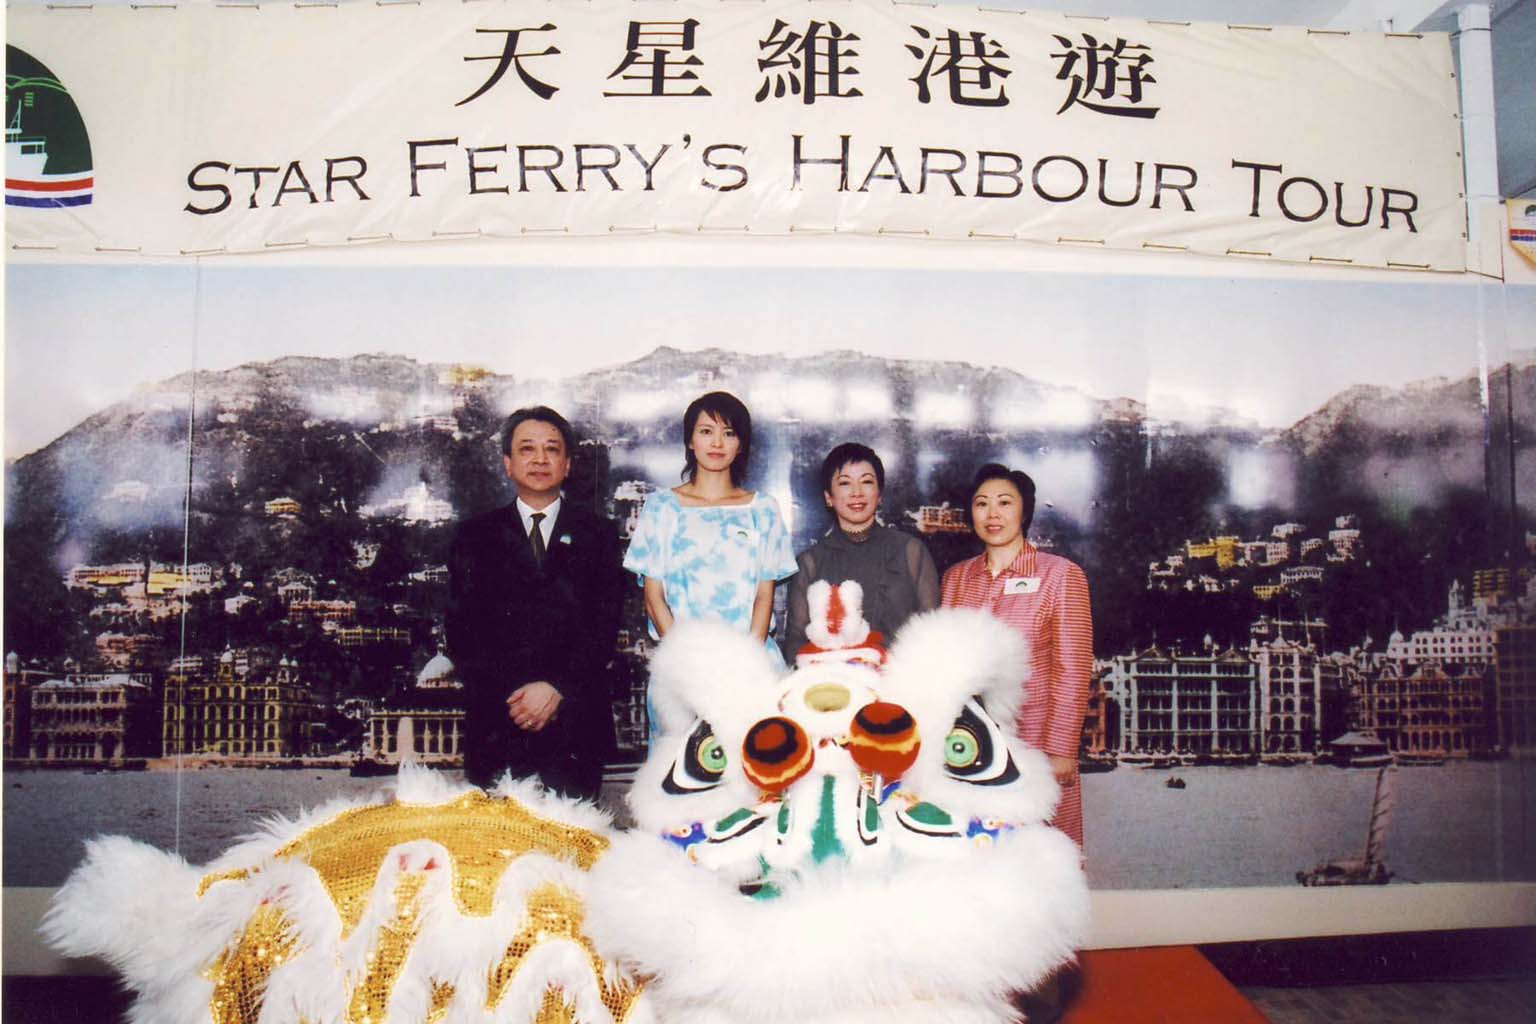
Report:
587,827,1087,1024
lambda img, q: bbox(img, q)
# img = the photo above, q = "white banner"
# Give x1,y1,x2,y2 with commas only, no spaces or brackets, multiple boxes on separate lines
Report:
7,1,1466,269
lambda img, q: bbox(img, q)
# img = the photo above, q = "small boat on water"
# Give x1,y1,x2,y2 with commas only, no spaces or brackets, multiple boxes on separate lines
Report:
1164,776,1187,790
348,756,397,778
1297,765,1396,886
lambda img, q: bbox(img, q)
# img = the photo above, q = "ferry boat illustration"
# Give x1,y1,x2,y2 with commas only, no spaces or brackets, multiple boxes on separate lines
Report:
6,56,94,208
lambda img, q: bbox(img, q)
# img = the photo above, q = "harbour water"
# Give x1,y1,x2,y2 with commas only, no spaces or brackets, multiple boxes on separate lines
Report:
4,762,1533,889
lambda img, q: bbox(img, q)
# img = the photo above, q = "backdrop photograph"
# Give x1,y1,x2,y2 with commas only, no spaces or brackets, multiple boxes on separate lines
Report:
6,259,1533,892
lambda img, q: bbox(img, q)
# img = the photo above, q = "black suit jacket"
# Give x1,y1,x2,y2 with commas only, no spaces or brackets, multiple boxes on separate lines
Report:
445,500,623,794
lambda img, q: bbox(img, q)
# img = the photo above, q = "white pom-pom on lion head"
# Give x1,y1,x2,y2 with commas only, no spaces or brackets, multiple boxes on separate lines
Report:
805,579,871,650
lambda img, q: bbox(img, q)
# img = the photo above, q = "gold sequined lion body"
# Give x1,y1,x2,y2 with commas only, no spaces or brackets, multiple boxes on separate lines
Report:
43,768,652,1024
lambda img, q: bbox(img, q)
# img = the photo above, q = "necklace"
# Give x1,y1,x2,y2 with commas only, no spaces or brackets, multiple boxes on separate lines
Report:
840,523,876,544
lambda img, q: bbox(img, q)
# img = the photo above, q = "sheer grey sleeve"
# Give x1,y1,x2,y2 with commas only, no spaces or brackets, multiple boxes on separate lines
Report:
907,536,941,613
782,550,816,662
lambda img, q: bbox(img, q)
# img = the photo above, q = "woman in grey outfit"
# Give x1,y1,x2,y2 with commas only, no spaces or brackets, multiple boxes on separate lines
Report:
782,442,941,660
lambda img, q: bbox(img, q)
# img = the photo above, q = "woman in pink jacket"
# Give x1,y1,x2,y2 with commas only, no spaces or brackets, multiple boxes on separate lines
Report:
941,463,1094,846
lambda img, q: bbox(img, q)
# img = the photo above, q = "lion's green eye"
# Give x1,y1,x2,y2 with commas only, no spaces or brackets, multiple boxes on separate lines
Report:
945,728,980,769
700,736,728,774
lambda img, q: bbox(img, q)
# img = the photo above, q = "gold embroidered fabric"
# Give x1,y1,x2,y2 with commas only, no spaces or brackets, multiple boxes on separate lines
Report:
271,791,610,935
346,872,427,1024
486,883,645,1022
203,903,298,1024
193,791,638,1023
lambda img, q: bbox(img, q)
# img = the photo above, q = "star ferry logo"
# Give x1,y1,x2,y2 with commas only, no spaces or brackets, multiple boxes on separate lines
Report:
6,46,94,208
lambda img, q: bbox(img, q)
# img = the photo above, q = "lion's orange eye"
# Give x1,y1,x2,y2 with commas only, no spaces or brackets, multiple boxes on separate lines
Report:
846,701,921,779
741,716,814,794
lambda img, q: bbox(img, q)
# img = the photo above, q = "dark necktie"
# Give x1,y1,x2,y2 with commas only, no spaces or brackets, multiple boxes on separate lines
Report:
529,511,547,567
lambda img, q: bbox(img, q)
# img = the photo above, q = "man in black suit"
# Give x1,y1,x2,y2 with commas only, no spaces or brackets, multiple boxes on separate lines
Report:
446,406,623,799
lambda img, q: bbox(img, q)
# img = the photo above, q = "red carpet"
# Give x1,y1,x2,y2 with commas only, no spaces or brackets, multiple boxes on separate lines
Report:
1061,945,1270,1024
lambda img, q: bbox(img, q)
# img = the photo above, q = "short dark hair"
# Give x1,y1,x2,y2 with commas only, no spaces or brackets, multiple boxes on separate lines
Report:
820,442,885,494
682,391,752,486
969,463,1037,534
500,406,574,457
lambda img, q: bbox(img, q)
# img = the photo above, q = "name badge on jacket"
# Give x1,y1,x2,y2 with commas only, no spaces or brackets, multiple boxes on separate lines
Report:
1005,577,1042,596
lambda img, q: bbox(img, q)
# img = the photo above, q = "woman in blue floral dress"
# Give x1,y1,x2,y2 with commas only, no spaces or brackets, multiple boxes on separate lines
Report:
624,391,798,667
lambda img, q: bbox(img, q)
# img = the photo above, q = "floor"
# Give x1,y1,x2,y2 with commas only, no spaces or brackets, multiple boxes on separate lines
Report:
1241,978,1536,1024
7,975,1536,1023
5,932,1535,1023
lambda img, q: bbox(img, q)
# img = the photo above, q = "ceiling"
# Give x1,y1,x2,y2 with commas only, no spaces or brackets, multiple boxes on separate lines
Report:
936,0,1535,197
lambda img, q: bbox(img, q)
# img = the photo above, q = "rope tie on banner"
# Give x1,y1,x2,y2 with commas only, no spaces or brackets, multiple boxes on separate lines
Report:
1387,261,1433,270
521,226,570,234
43,3,94,8
180,246,229,256
128,3,178,9
346,233,394,243
264,238,309,249
608,224,659,234
431,227,482,239
376,0,421,7
94,245,145,254
1057,236,1105,246
697,224,752,233
788,225,839,234
877,226,930,237
1227,24,1274,32
1306,28,1351,36
1309,255,1355,265
967,230,1016,240
1142,241,1189,252
977,6,1027,14
11,243,61,251
1147,20,1193,28
215,3,260,9
1226,247,1272,257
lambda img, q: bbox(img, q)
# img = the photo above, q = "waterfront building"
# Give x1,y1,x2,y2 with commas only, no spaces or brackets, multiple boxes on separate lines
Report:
1493,624,1536,752
30,673,156,763
1328,515,1361,560
225,594,258,615
613,479,657,539
1249,617,1328,756
413,413,460,434
1101,639,1257,758
162,650,321,759
277,580,316,604
1356,657,1493,758
336,626,412,648
3,652,51,759
359,481,454,524
265,496,301,516
65,562,146,592
408,565,450,585
287,599,358,626
94,632,160,669
1081,664,1113,754
363,652,464,766
906,503,970,534
146,562,216,595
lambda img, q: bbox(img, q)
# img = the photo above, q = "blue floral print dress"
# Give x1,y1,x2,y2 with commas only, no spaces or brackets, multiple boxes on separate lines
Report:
623,489,799,664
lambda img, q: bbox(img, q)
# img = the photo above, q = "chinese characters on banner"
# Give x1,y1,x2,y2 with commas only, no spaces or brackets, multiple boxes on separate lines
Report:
6,0,1465,268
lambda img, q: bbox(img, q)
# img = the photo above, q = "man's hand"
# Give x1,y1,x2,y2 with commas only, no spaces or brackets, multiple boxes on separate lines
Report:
1048,754,1079,788
507,681,562,731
